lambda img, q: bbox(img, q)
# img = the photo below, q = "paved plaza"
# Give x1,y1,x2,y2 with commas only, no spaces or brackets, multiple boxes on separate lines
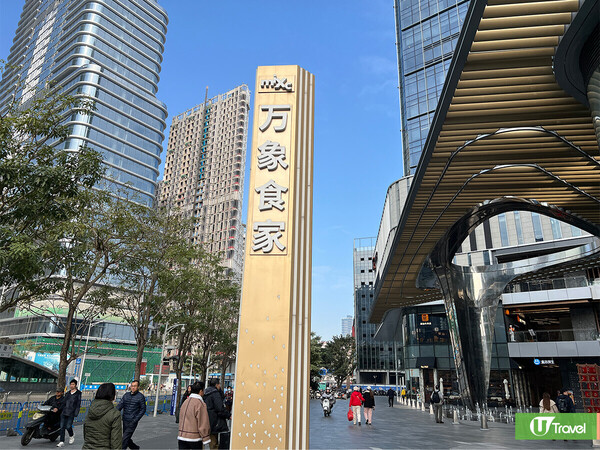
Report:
0,398,595,449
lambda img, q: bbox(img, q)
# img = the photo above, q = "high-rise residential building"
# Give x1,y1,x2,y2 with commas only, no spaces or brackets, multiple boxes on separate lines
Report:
0,0,168,206
341,315,353,337
0,0,168,390
394,0,469,175
354,237,402,385
158,85,250,277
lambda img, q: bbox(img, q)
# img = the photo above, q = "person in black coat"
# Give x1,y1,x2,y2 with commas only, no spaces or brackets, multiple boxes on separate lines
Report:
203,379,230,449
116,380,146,450
387,388,395,407
363,387,376,425
180,385,192,408
556,388,576,413
58,379,82,447
43,390,65,430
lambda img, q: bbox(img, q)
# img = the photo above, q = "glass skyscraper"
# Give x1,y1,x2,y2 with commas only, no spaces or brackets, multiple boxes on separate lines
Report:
354,237,402,385
395,0,469,175
0,0,168,206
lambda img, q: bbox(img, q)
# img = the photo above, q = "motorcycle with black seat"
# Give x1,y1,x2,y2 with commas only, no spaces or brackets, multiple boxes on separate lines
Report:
20,404,61,446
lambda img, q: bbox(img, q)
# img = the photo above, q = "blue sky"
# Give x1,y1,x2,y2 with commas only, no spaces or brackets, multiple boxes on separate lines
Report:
0,0,403,340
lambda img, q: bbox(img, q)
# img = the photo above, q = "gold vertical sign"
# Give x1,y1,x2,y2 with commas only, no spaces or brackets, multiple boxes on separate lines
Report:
231,65,314,449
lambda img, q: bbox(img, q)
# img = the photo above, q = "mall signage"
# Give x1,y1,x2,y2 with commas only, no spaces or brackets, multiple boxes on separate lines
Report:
533,358,555,365
516,413,599,440
232,65,315,450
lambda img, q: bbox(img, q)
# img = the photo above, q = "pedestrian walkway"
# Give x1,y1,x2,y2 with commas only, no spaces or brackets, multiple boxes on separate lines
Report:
308,398,592,449
0,413,179,450
1,398,594,449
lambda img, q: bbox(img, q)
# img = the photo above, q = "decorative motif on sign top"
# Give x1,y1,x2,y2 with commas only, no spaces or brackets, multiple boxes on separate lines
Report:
252,220,286,253
260,75,292,91
259,105,290,132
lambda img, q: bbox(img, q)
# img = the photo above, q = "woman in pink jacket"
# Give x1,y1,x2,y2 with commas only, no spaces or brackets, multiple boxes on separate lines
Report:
349,387,365,426
178,382,211,449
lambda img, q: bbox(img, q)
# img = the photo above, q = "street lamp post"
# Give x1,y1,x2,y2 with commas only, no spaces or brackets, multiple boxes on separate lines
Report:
153,323,184,417
79,319,102,387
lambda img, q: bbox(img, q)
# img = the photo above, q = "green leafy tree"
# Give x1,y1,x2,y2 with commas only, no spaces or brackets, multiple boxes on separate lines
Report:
112,207,196,380
323,334,357,388
210,297,240,387
191,253,240,385
0,67,104,312
310,332,324,390
25,191,139,390
164,262,208,420
163,249,240,419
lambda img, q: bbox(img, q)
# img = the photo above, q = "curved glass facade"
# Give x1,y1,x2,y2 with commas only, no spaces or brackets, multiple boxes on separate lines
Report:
0,0,168,206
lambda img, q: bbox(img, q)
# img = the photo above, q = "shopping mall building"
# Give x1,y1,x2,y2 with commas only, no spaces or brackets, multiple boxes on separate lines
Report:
368,0,600,411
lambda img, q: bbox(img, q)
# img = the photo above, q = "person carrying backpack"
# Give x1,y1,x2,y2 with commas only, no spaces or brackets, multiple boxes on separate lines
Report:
556,388,575,413
431,385,443,423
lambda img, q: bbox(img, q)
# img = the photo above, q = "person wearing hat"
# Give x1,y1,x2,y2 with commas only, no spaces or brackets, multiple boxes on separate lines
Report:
363,387,375,425
349,387,364,426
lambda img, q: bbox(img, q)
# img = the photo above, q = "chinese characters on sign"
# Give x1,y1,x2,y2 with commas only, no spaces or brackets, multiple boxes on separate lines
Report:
252,99,291,254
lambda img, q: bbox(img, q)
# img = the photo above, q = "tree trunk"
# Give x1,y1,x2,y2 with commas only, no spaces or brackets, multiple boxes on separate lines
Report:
174,334,187,423
174,365,183,423
220,363,226,388
57,299,76,391
134,334,146,381
198,347,210,383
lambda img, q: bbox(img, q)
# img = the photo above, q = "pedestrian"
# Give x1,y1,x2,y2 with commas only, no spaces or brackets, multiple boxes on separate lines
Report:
431,385,444,423
363,387,375,425
83,383,122,450
57,379,81,447
181,385,192,407
539,392,558,413
349,386,364,426
117,379,146,449
178,381,211,449
387,388,395,407
224,387,233,413
556,388,576,413
204,378,231,449
43,389,65,432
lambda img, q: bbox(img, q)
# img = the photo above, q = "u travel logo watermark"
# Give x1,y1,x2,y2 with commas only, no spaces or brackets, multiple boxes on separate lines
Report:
516,413,599,440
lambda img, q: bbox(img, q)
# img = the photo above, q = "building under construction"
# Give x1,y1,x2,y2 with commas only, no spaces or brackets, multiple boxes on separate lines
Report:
158,85,250,277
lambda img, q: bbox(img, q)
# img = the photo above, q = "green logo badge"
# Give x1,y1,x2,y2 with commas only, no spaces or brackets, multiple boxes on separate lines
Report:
516,413,598,440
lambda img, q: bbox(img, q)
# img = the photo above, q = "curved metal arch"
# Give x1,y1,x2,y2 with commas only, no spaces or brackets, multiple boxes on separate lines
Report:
386,126,600,302
398,163,600,299
422,197,600,284
419,198,600,411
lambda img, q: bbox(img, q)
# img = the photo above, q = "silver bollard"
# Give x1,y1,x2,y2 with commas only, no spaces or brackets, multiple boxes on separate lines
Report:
480,413,489,430
453,408,460,425
421,401,425,412
429,403,434,415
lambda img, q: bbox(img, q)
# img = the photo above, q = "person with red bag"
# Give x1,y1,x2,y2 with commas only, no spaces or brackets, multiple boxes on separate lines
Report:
349,387,364,426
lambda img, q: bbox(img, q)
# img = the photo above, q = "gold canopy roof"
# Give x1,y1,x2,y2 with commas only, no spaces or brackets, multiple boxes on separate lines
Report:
371,0,600,322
